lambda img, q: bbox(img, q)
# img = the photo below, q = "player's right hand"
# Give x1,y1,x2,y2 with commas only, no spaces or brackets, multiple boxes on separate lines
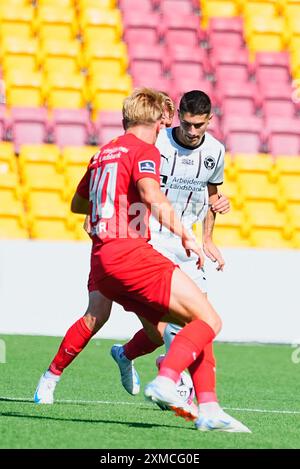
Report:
182,234,205,269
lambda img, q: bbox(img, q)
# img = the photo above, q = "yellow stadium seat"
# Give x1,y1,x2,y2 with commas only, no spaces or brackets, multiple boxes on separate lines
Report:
213,226,252,247
29,219,76,240
84,42,128,78
237,173,284,209
18,144,61,169
80,9,122,43
220,179,241,209
223,152,237,181
216,206,251,236
279,174,300,202
71,213,90,241
234,153,275,180
36,6,78,41
65,166,87,194
5,70,43,107
243,1,279,19
1,37,38,73
62,145,96,166
245,17,287,53
90,75,132,113
201,1,239,28
22,168,65,193
275,156,300,175
250,229,294,248
26,191,69,219
0,216,28,239
245,201,290,236
287,203,300,229
0,172,21,197
40,39,82,75
0,142,16,174
0,5,35,38
38,0,74,7
78,0,116,10
45,72,87,109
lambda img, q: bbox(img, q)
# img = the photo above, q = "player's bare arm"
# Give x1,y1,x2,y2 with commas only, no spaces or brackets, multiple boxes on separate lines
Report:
211,193,230,214
71,192,89,214
202,184,225,271
137,177,204,267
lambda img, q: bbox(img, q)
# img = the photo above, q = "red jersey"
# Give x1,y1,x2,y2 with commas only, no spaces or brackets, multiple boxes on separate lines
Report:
77,133,161,245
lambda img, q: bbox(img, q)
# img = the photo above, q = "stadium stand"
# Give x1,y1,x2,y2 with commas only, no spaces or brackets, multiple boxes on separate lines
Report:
0,0,299,248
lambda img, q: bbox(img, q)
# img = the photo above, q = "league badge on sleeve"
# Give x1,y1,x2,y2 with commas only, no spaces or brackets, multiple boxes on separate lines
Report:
139,160,156,173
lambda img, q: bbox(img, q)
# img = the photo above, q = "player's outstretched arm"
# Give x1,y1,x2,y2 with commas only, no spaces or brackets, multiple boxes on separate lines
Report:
202,184,225,271
137,177,204,267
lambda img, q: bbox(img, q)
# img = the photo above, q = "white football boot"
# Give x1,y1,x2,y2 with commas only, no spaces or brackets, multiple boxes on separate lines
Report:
34,372,59,404
144,376,198,421
195,402,251,432
111,344,140,395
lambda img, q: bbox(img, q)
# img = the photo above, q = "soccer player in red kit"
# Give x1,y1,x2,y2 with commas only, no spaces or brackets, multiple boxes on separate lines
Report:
37,88,224,425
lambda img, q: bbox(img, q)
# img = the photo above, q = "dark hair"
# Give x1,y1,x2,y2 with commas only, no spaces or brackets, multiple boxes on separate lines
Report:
179,90,211,116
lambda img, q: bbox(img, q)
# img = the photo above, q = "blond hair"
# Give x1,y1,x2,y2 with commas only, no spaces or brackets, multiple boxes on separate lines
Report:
123,88,163,129
159,91,175,118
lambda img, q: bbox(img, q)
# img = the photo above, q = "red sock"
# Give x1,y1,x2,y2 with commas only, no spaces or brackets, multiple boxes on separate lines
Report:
124,329,162,360
188,341,217,403
49,317,94,375
159,319,215,383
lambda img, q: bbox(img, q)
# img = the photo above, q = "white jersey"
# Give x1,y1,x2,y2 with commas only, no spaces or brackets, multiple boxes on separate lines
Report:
149,127,225,236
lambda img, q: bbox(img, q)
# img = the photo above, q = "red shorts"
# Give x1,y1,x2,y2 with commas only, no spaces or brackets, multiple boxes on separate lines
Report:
88,238,177,325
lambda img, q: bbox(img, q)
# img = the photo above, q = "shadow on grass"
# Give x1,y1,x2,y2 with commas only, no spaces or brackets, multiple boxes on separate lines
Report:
0,410,194,431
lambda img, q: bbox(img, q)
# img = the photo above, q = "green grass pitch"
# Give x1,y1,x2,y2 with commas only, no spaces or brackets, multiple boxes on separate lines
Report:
0,334,300,449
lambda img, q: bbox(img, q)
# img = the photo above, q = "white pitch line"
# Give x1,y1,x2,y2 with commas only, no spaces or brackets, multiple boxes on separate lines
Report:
1,396,300,415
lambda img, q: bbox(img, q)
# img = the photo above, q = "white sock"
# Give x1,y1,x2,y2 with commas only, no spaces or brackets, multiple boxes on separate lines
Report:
199,401,223,416
44,370,60,382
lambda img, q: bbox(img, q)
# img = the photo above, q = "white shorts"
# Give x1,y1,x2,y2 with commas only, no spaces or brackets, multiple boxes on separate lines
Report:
149,232,207,293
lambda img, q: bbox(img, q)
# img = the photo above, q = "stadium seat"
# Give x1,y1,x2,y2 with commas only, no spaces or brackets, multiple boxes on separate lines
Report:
94,110,123,145
0,213,28,239
26,191,69,220
51,109,91,148
29,219,75,240
63,145,97,193
0,5,35,39
0,142,16,174
264,118,300,155
216,82,260,117
250,229,294,248
167,45,210,80
172,78,214,105
5,70,43,107
245,17,286,53
254,52,291,85
78,0,116,9
45,72,87,109
201,1,239,28
275,156,300,176
119,0,153,12
80,9,122,43
279,174,300,203
11,107,49,153
163,15,201,48
242,1,279,19
122,12,162,46
0,107,9,142
219,179,241,209
36,6,78,41
213,226,251,247
40,39,82,75
128,43,167,79
159,0,195,15
222,116,263,154
89,75,132,114
233,153,274,180
208,17,245,50
85,42,128,78
0,37,38,74
260,83,297,119
237,173,283,209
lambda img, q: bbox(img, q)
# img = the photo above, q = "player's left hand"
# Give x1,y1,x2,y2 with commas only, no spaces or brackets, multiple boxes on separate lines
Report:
211,193,230,214
203,239,225,271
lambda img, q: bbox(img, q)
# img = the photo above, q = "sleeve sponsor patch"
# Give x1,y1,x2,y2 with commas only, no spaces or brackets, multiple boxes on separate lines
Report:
138,160,156,174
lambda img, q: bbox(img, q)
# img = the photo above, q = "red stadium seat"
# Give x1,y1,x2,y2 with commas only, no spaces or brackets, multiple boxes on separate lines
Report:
166,44,210,76
163,14,201,48
216,82,261,117
172,77,214,105
264,118,300,156
11,107,49,153
254,52,291,84
128,43,167,78
159,0,195,15
208,17,244,50
122,12,162,46
119,0,153,13
95,110,124,144
51,109,91,148
211,49,252,83
222,116,263,154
